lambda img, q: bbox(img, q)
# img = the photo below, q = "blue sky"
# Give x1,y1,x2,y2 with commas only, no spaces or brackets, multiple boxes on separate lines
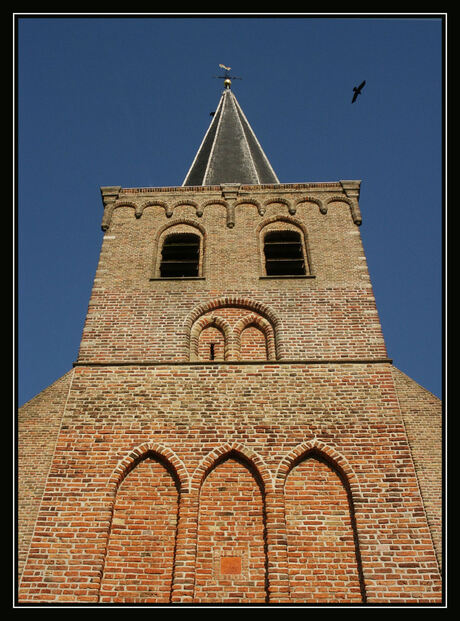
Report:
17,15,444,405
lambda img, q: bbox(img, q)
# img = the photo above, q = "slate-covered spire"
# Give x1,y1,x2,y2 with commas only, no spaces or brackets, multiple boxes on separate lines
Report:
182,79,279,186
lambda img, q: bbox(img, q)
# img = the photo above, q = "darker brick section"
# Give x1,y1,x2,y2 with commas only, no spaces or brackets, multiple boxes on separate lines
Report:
18,364,442,604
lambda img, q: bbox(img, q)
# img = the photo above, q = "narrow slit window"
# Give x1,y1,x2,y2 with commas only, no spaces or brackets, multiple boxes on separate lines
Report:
160,233,200,278
263,230,306,276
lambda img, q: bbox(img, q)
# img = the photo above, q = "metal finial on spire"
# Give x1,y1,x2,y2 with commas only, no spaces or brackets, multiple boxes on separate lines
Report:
182,75,279,186
214,64,242,89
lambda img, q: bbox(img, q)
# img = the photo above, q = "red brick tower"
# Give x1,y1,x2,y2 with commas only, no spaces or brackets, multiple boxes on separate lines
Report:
18,74,442,605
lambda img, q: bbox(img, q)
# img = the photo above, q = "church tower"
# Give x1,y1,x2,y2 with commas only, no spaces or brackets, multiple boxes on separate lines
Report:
18,72,442,605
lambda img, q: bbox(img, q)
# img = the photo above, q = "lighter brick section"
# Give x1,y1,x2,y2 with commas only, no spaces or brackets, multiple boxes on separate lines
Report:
392,367,443,570
17,370,74,579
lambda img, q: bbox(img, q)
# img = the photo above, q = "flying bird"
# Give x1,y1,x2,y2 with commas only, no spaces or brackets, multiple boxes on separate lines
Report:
219,64,231,71
351,80,366,103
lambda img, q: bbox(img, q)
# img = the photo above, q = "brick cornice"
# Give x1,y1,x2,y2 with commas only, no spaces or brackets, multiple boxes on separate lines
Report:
73,358,393,367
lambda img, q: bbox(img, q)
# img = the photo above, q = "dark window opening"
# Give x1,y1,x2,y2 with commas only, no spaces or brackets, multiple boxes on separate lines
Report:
210,343,215,360
160,233,200,278
264,230,306,276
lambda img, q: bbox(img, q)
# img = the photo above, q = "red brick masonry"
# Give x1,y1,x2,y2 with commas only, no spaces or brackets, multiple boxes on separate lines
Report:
18,363,441,604
18,183,442,604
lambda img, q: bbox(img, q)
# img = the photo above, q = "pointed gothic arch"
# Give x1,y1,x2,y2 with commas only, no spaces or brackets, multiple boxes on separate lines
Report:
276,439,366,603
191,442,274,494
191,443,272,604
100,444,187,603
107,441,189,492
275,438,362,498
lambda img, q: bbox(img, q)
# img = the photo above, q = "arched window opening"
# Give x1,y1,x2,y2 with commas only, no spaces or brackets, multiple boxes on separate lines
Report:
263,230,306,276
160,233,200,278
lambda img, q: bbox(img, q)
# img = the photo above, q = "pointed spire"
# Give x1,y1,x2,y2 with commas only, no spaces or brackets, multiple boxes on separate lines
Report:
182,78,279,187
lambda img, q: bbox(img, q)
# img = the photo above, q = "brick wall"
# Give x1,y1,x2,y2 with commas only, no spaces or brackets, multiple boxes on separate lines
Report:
99,455,180,603
18,363,442,604
285,453,364,603
17,370,73,579
77,184,386,365
194,455,267,603
391,367,443,569
17,182,442,605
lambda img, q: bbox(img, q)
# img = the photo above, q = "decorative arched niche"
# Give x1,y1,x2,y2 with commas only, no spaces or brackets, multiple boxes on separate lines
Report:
186,297,283,361
99,447,184,604
276,441,366,604
234,313,276,361
192,445,270,604
190,314,231,362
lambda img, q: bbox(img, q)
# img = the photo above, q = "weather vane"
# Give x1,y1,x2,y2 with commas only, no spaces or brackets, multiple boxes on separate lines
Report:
214,64,242,89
